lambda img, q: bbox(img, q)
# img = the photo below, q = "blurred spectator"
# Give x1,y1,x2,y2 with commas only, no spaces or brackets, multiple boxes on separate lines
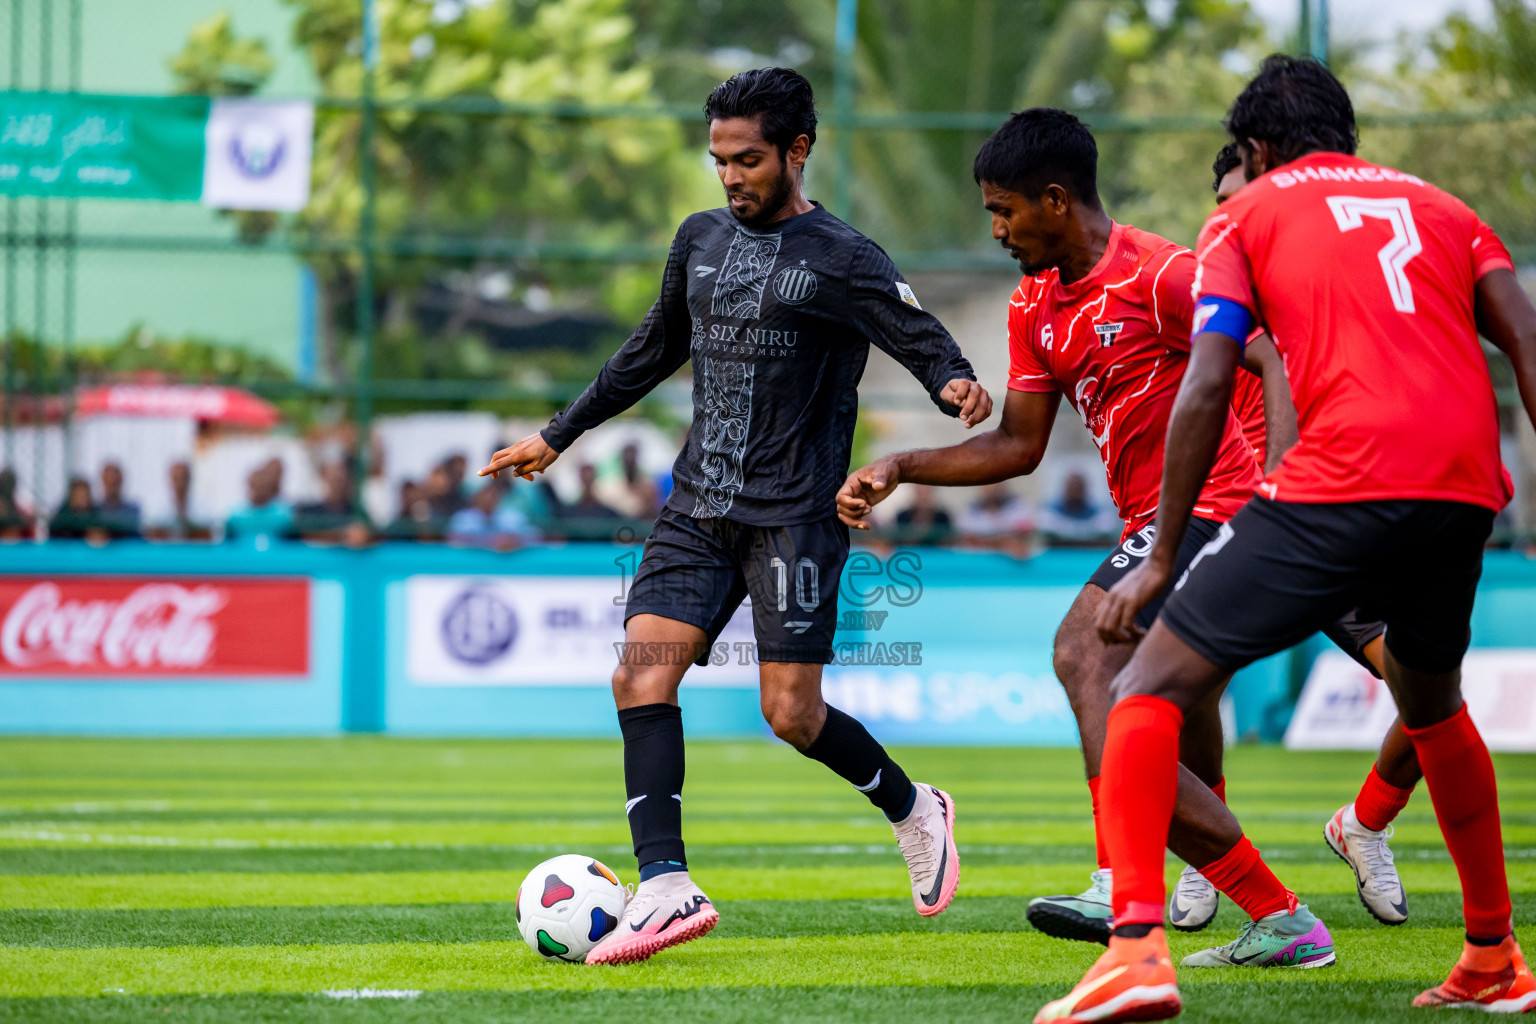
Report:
448,482,533,549
957,483,1034,552
596,442,660,519
1037,472,1121,547
385,480,443,540
362,436,393,528
96,462,142,539
147,461,214,541
558,463,622,539
441,455,471,513
892,485,954,545
0,468,33,540
49,476,105,542
426,461,468,520
226,459,294,542
294,462,364,539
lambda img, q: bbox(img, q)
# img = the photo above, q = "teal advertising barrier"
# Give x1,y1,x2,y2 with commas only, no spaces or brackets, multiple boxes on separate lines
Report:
0,541,1532,740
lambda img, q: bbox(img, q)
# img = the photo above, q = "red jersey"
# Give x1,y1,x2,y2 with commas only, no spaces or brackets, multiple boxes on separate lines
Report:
1194,153,1514,511
1008,222,1262,538
1230,368,1267,466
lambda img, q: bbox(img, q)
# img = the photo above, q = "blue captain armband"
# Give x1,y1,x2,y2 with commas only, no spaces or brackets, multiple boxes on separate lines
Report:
1191,296,1253,348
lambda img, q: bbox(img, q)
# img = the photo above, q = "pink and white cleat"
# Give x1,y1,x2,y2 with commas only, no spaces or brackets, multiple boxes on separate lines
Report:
585,871,718,965
894,784,959,916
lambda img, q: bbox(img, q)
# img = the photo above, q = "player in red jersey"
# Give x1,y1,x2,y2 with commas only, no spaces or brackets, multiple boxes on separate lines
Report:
1214,142,1420,928
1043,56,1536,1022
835,109,1333,967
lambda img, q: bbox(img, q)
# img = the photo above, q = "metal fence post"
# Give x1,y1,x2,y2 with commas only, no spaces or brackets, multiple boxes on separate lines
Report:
1310,0,1330,65
343,0,384,735
832,0,858,221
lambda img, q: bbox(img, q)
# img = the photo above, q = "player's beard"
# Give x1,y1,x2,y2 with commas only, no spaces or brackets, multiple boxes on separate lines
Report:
726,158,796,227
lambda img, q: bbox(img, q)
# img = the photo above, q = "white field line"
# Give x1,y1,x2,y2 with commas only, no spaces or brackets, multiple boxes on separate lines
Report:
323,989,422,1000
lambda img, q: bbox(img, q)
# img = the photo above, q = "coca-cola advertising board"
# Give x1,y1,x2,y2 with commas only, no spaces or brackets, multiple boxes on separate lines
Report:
0,578,309,677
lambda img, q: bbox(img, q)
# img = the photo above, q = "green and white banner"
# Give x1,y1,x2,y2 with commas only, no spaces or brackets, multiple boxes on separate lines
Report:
0,92,312,211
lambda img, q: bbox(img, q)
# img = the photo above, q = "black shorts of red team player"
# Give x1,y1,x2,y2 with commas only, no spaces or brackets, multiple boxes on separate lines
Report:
1087,517,1224,630
1160,497,1494,675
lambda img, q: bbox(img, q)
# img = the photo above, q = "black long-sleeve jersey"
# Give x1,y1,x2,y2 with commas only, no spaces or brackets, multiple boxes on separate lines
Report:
541,203,977,526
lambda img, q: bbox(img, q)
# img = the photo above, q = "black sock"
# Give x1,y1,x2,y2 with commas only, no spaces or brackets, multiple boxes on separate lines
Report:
803,705,916,821
617,703,687,873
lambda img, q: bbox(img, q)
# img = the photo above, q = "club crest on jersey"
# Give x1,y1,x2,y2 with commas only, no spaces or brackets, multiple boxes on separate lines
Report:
1094,322,1126,347
774,262,818,305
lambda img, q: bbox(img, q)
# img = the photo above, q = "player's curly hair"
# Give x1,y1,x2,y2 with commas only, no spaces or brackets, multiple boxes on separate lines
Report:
704,67,818,156
1225,54,1358,166
972,107,1101,208
1212,141,1242,192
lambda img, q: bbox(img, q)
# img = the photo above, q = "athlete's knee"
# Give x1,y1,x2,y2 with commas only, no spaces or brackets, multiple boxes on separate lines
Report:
611,663,674,707
761,690,825,750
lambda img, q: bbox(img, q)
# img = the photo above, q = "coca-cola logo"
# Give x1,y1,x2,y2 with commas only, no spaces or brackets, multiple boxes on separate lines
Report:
1,582,227,670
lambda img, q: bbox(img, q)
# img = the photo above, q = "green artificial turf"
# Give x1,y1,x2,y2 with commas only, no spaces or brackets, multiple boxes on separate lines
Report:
0,737,1531,1022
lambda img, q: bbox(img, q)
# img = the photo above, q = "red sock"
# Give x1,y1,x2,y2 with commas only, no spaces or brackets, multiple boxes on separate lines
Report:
1102,695,1182,925
1405,705,1512,941
1212,776,1227,805
1088,776,1109,870
1354,764,1414,832
1196,834,1294,921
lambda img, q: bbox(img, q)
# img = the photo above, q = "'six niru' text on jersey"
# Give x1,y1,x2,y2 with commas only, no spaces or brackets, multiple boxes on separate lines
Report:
542,204,976,525
1194,153,1515,510
1007,221,1261,538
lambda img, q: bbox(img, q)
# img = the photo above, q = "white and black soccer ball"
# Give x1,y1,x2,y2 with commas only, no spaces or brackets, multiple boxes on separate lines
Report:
515,854,628,962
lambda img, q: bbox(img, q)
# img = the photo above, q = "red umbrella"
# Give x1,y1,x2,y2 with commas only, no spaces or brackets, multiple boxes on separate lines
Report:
73,385,282,428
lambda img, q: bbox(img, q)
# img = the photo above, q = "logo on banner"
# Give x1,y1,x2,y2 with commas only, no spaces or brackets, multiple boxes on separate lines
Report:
229,120,286,179
201,98,314,213
0,578,309,676
441,588,518,665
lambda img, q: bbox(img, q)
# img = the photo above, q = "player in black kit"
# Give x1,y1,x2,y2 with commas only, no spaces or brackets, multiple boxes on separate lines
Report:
481,67,991,964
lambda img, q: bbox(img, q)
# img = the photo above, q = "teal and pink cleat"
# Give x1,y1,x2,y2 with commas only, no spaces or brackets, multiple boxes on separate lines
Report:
585,872,718,965
1181,902,1336,969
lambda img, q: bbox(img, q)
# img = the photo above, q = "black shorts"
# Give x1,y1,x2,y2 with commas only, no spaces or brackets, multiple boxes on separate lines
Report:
1321,608,1388,678
626,507,849,664
1161,498,1493,675
1087,517,1224,630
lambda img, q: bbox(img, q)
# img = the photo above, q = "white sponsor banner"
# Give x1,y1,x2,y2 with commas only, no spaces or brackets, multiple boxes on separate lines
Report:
1286,650,1536,753
201,99,313,212
405,576,758,687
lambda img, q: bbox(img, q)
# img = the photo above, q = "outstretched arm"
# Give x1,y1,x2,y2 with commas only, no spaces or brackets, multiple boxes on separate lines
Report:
837,389,1058,528
1096,333,1240,641
851,240,992,427
1242,332,1297,473
481,227,693,479
1476,268,1536,432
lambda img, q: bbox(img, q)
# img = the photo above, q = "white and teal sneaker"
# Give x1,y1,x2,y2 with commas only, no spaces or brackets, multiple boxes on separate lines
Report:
1181,903,1336,968
1026,868,1113,944
1169,862,1220,932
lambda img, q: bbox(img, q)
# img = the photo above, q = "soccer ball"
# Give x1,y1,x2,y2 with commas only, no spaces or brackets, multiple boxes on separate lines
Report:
515,854,629,962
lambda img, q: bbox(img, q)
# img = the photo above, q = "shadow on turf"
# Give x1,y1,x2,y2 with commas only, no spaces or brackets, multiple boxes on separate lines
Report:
0,982,1464,1024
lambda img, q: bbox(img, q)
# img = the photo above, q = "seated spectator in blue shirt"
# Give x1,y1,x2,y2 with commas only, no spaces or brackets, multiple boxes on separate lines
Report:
448,482,533,550
96,462,142,539
226,459,294,542
1037,471,1121,547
